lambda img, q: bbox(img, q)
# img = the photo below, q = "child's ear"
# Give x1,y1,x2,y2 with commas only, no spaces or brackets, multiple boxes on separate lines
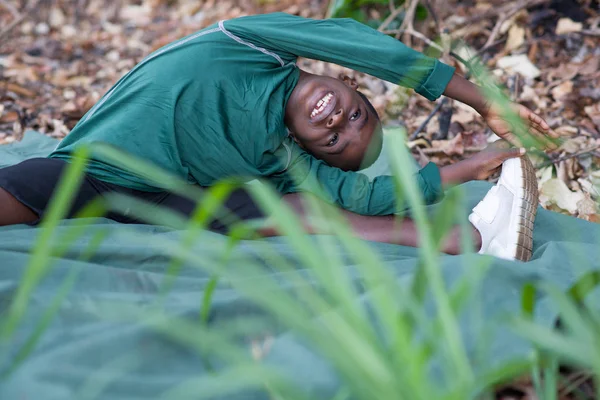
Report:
341,75,359,91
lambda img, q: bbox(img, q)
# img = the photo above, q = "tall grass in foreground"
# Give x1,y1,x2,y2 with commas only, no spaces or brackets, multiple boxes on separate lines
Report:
1,53,599,399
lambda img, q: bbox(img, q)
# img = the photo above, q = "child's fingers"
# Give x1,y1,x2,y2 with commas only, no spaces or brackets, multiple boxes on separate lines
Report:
528,121,557,140
498,147,526,162
519,105,560,139
526,110,549,130
488,139,511,150
527,126,559,150
501,132,524,148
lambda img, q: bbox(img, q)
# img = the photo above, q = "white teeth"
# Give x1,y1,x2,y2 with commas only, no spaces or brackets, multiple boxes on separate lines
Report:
311,93,333,118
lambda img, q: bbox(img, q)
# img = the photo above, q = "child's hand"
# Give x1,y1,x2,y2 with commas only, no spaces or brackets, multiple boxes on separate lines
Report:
466,141,526,180
482,102,559,149
440,141,525,186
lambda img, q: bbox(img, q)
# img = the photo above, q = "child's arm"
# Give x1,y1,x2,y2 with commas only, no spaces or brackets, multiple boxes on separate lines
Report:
224,13,556,146
271,140,524,215
443,74,559,147
439,143,525,187
222,13,455,102
269,138,443,216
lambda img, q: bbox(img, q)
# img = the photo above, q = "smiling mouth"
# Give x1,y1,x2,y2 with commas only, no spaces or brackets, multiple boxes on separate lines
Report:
310,92,335,120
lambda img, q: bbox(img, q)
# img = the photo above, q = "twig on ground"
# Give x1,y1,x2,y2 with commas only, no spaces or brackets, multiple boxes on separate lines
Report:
388,0,395,14
383,28,444,52
0,0,19,17
396,0,419,46
458,0,551,27
415,145,430,164
417,146,486,155
422,0,440,34
536,145,600,168
378,2,405,32
437,97,453,140
475,38,507,57
483,12,508,49
577,30,600,37
409,98,448,140
0,0,24,42
0,0,39,42
482,0,542,49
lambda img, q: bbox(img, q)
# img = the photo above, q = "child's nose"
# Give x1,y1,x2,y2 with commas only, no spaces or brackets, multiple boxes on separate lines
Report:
326,109,344,128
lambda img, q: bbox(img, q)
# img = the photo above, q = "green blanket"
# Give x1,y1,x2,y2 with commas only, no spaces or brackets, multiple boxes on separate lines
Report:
0,132,599,399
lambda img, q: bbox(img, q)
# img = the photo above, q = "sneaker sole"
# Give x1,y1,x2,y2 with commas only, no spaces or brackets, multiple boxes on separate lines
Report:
514,156,538,262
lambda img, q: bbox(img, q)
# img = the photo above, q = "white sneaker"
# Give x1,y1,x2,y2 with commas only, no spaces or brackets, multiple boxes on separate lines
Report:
468,156,538,261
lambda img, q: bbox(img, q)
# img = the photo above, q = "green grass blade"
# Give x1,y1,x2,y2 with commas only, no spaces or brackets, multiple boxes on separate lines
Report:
1,147,89,341
387,130,473,389
567,271,600,305
521,283,537,319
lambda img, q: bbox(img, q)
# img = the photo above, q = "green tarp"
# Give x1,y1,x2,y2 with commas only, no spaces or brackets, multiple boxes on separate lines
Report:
1,132,599,399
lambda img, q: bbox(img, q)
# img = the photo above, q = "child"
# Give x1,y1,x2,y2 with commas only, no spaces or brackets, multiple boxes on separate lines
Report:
0,13,556,260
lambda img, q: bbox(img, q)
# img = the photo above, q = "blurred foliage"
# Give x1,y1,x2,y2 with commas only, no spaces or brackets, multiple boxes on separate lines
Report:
327,0,428,29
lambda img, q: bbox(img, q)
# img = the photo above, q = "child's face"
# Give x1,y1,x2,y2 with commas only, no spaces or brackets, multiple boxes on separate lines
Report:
285,72,383,171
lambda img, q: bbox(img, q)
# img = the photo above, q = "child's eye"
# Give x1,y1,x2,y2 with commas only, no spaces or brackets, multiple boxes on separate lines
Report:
350,110,361,121
327,133,339,147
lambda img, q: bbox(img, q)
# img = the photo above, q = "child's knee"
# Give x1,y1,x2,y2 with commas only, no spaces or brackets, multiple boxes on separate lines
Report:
0,188,38,226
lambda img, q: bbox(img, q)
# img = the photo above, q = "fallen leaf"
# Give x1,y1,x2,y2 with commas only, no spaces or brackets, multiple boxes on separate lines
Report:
49,7,66,28
546,63,580,81
577,193,597,219
555,125,578,137
0,111,18,123
556,18,583,35
505,25,525,52
580,87,600,100
578,56,600,76
520,86,541,103
585,104,600,131
580,118,599,135
3,83,36,98
61,25,77,38
537,165,554,187
497,55,541,79
550,80,573,100
540,178,585,214
13,120,23,141
35,22,50,35
475,2,492,11
461,130,488,148
441,133,464,156
66,76,94,87
452,106,477,125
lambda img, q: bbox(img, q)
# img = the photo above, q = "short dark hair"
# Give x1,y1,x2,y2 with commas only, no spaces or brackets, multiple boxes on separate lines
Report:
357,91,380,121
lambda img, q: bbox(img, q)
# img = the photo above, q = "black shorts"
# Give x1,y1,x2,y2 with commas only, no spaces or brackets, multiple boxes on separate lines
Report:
0,158,267,234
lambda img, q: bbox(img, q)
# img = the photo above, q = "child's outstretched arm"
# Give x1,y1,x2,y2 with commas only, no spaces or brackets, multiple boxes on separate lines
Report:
439,142,526,187
443,74,559,148
222,13,455,102
225,13,557,147
269,138,443,216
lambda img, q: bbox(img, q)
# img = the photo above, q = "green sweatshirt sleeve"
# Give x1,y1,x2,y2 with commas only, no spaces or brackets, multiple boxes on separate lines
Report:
270,141,444,215
223,12,455,100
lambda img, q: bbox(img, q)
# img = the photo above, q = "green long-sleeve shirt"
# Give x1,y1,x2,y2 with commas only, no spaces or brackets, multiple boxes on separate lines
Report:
50,12,455,215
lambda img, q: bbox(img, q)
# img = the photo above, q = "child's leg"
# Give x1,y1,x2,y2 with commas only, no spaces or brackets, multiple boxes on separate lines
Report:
0,158,152,228
262,193,482,255
0,188,37,226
